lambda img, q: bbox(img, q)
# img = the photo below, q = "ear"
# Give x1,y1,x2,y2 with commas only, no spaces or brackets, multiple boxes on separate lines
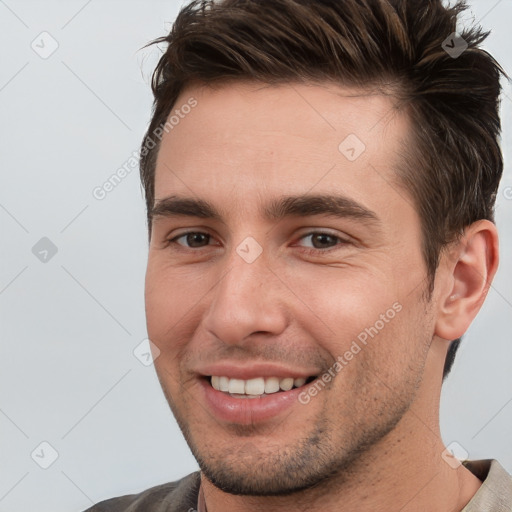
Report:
435,220,499,340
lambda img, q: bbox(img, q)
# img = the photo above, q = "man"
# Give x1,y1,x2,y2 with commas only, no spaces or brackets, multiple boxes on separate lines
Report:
86,0,511,510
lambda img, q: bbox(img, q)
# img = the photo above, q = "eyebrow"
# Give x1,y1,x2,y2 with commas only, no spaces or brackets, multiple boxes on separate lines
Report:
150,194,380,226
151,196,222,221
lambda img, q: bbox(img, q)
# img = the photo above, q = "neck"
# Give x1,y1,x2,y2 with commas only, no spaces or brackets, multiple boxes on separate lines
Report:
201,341,482,512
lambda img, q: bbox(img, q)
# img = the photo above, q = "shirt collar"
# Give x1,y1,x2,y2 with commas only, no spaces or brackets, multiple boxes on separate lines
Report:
197,478,208,512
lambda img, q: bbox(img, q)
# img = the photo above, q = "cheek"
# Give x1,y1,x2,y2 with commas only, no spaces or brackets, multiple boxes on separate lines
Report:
145,262,188,343
278,264,401,340
144,259,217,351
279,263,429,386
360,296,432,385
145,275,173,342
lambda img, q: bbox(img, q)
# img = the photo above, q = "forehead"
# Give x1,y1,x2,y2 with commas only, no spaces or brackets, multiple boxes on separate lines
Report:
154,81,413,220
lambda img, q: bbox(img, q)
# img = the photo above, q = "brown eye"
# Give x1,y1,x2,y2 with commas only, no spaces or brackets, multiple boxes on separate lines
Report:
298,233,342,250
173,232,211,248
310,233,338,249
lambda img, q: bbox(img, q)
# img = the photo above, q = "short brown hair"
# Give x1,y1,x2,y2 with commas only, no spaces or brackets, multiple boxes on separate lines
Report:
139,0,506,377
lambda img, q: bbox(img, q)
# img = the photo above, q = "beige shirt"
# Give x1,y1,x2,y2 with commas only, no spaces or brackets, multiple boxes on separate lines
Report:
197,459,512,512
462,460,512,511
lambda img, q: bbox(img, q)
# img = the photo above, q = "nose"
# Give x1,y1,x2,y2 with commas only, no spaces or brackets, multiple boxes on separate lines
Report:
201,251,288,346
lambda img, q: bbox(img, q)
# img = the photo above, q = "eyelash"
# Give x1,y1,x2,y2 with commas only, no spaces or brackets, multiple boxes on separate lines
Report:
167,230,348,255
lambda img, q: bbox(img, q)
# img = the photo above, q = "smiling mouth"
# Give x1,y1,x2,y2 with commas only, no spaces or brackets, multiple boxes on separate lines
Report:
208,375,317,398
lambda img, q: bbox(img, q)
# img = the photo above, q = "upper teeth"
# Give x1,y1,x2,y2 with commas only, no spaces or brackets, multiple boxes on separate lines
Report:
210,376,307,395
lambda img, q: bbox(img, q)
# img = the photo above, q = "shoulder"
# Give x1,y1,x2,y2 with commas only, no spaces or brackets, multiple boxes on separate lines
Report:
83,471,201,512
463,459,512,511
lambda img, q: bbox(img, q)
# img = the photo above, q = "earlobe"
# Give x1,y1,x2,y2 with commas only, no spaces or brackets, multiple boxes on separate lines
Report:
435,220,499,340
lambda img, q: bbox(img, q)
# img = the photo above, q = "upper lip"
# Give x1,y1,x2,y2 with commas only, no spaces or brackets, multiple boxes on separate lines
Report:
195,362,319,380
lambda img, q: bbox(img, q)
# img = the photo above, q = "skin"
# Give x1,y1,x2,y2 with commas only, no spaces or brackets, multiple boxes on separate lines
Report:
144,81,499,512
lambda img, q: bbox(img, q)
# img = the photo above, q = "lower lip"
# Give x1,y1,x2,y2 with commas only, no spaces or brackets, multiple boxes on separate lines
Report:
200,378,309,425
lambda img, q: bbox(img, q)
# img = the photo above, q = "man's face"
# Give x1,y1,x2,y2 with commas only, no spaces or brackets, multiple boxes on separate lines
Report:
145,82,437,495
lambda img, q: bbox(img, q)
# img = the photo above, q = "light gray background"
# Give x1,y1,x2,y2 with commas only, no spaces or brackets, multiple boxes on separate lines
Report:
0,1,511,511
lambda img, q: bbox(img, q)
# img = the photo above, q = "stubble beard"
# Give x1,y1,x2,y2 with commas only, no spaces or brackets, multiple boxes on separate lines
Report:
158,367,422,497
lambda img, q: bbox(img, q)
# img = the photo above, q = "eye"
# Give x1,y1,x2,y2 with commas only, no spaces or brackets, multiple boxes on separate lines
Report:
295,232,347,252
170,231,212,248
